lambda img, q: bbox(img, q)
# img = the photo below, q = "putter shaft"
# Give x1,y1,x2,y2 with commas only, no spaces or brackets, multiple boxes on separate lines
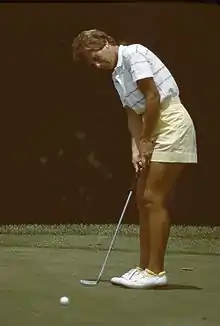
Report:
96,189,133,283
80,172,139,286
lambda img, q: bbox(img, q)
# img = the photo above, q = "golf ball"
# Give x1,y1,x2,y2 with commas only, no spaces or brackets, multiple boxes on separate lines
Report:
60,296,69,305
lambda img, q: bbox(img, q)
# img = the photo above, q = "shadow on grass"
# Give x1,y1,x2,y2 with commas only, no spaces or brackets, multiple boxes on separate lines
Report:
80,279,202,291
120,283,202,290
153,284,202,290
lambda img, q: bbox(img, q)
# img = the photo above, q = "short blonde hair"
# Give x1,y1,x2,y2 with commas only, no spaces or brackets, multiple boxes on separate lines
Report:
72,29,117,62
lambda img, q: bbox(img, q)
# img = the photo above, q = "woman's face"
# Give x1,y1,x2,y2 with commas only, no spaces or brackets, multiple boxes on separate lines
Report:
87,44,118,70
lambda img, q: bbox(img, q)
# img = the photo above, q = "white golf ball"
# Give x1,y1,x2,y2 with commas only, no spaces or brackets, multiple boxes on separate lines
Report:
60,296,69,305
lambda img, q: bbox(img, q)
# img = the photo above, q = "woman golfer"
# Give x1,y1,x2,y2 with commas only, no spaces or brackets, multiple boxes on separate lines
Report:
72,29,197,289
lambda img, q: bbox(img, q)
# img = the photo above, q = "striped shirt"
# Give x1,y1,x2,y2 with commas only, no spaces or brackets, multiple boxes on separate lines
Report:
112,44,179,114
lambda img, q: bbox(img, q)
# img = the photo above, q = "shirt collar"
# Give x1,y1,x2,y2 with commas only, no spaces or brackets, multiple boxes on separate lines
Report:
114,45,124,71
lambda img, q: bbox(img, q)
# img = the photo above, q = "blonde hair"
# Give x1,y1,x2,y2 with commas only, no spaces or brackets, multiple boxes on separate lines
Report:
72,29,117,62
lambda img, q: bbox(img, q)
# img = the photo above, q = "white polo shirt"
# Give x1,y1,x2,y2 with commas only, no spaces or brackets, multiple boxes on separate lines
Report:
112,44,179,114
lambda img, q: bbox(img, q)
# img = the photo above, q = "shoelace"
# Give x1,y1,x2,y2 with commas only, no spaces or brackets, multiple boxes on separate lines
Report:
123,268,142,280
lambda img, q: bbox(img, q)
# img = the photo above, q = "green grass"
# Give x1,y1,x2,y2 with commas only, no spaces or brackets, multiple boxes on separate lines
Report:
1,223,220,238
0,224,220,325
0,224,220,255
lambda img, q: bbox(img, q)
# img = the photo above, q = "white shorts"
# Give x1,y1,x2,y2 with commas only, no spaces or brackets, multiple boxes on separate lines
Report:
144,96,198,163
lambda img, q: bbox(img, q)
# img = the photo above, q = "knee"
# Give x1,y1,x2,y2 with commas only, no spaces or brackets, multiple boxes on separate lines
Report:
137,189,163,212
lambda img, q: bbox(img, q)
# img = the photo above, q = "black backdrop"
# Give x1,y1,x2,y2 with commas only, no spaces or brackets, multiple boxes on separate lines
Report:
1,3,220,225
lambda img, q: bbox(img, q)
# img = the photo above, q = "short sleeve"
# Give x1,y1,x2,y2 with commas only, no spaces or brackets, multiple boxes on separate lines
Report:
118,94,126,107
128,51,153,83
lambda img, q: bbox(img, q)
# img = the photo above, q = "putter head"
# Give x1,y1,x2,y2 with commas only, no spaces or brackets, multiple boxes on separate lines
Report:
80,279,98,286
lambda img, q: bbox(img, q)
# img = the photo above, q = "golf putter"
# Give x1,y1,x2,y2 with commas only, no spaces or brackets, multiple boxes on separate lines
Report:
80,171,140,286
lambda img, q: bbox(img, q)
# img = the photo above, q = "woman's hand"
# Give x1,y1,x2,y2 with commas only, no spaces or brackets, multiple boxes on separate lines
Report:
132,151,143,173
139,139,154,167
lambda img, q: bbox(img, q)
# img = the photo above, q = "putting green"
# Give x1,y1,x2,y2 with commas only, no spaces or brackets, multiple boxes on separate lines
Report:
0,239,219,325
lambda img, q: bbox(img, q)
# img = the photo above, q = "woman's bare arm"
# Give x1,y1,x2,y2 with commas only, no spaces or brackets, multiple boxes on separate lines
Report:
125,106,143,153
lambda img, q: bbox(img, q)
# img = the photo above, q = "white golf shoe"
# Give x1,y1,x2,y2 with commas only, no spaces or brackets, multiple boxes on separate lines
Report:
110,267,143,286
111,268,168,289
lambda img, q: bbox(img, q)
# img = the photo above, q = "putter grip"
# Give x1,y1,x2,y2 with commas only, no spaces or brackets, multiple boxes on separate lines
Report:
130,171,140,190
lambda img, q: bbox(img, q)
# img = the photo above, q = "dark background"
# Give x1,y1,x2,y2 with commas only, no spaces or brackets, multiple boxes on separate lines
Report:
1,3,219,225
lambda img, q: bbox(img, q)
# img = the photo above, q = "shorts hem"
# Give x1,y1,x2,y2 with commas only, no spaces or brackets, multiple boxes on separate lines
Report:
151,151,198,163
